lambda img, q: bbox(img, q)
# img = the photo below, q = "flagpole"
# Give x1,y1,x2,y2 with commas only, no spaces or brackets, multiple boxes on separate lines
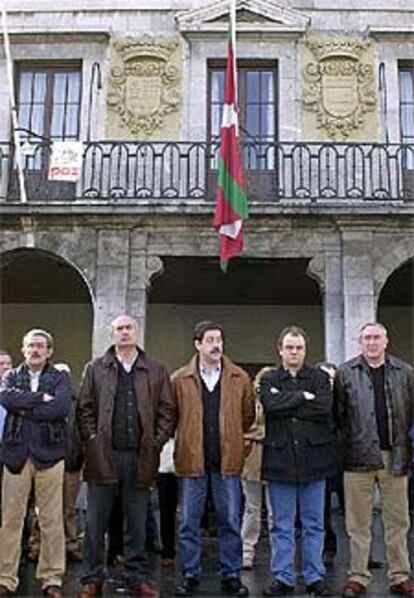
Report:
1,0,27,203
230,0,237,114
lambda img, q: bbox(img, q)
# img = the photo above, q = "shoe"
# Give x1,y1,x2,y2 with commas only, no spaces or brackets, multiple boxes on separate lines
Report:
175,577,200,596
42,587,63,598
129,582,160,597
306,579,331,596
77,582,102,597
342,580,366,597
221,578,249,596
0,586,11,596
67,547,83,562
368,558,383,570
161,558,175,567
390,579,414,596
263,580,294,596
242,557,253,571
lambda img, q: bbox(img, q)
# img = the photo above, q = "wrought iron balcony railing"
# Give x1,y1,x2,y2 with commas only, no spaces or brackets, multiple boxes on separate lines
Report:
1,140,414,203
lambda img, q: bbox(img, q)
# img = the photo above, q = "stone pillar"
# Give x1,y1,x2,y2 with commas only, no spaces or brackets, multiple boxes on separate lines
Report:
92,229,130,357
308,252,344,366
127,231,164,347
342,231,376,359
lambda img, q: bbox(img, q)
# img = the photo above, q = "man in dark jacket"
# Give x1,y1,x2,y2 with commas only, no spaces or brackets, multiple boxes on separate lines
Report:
335,323,414,598
76,314,174,598
0,329,72,598
261,326,339,597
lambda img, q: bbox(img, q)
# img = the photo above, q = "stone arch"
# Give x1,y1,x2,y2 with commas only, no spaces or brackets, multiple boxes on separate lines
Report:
373,237,414,300
0,247,94,384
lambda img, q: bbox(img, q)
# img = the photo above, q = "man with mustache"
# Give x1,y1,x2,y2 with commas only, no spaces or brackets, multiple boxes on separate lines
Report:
0,330,71,597
171,321,255,597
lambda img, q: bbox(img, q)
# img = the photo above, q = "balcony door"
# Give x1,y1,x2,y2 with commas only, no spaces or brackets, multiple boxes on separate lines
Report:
208,60,278,201
399,64,414,198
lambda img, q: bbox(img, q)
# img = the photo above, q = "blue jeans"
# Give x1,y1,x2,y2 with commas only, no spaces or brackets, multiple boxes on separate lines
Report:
268,479,326,587
179,473,242,579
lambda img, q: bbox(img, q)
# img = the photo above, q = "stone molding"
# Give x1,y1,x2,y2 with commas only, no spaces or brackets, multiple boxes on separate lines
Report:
107,35,181,136
303,35,377,139
176,0,309,34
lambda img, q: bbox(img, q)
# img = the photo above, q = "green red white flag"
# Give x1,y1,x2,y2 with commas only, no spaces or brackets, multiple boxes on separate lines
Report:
214,6,248,273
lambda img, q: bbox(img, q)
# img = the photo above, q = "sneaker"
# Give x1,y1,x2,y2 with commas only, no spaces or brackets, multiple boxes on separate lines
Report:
390,579,414,596
175,577,200,596
129,582,160,597
306,579,331,596
263,580,294,596
221,578,249,596
342,580,366,597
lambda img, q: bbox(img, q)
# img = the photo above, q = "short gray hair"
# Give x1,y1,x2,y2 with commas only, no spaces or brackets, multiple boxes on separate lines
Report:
23,329,54,349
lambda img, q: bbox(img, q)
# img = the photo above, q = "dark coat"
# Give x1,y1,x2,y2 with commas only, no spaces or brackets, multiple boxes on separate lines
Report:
77,346,174,488
261,364,341,483
334,354,414,474
0,362,72,473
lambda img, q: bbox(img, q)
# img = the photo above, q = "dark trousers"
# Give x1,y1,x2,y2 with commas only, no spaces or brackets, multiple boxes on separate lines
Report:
158,472,178,559
82,450,150,587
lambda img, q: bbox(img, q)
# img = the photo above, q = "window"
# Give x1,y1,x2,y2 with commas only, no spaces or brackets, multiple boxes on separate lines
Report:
17,63,82,142
208,61,278,199
398,64,414,198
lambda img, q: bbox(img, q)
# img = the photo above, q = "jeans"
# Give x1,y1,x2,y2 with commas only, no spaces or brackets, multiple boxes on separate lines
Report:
179,473,242,579
82,450,150,587
268,479,326,587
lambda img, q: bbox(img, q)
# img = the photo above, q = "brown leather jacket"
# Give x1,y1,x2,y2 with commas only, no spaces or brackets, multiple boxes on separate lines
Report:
171,355,255,477
77,347,174,488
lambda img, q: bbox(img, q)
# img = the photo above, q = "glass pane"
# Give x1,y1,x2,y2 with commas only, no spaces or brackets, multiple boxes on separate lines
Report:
247,71,260,102
401,105,414,138
263,105,275,137
65,105,79,137
399,70,414,102
18,72,33,103
18,104,31,131
211,71,225,102
51,104,64,138
211,105,222,137
246,104,260,135
261,71,274,103
53,73,68,104
68,72,81,103
31,105,45,136
33,73,47,103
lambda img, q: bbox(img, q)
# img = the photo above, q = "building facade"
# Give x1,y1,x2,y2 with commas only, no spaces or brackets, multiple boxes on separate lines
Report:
0,0,413,380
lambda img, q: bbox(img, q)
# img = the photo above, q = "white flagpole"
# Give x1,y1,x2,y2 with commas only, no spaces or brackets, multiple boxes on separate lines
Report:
230,0,237,106
1,0,27,203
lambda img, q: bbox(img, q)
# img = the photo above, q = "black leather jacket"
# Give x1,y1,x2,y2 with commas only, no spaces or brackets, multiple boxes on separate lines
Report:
334,354,414,474
261,365,341,483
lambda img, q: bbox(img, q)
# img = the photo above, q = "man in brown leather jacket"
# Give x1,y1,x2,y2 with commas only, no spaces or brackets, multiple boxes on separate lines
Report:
335,322,414,598
76,314,174,598
171,321,254,597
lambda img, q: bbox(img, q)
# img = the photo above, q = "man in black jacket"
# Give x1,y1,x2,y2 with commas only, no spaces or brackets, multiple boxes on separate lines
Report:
261,326,339,597
335,322,414,598
0,329,71,598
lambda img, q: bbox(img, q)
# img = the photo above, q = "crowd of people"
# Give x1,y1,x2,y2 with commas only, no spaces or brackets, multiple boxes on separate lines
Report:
0,317,413,598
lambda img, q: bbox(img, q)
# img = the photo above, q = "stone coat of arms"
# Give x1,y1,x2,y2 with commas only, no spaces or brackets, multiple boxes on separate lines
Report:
108,36,181,136
303,37,376,139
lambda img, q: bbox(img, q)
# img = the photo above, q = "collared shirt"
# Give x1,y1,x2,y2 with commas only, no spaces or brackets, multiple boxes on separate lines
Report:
29,370,41,392
116,349,138,373
199,362,221,392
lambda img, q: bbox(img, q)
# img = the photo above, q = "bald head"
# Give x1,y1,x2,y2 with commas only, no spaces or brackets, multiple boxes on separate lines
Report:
110,314,139,350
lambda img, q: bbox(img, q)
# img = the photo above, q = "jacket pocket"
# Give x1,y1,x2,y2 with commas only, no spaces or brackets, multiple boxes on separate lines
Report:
83,434,115,481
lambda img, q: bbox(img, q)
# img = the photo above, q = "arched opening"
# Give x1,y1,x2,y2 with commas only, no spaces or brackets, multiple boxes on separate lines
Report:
377,259,414,363
0,248,93,385
146,256,323,375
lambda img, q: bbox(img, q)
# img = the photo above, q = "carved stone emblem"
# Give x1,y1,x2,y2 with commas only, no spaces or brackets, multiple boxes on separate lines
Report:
303,37,376,139
108,36,180,136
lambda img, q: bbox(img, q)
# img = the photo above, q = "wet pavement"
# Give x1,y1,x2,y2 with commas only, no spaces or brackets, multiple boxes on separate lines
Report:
16,507,414,597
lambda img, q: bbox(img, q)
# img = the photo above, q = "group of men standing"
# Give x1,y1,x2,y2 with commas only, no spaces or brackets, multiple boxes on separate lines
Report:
0,316,413,598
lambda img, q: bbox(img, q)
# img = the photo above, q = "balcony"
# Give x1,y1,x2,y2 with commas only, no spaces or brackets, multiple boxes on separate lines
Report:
1,140,414,203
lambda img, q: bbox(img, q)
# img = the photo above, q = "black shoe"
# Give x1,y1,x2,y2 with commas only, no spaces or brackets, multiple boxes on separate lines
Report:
306,579,331,596
263,580,294,596
368,558,383,570
221,578,249,596
175,578,200,596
